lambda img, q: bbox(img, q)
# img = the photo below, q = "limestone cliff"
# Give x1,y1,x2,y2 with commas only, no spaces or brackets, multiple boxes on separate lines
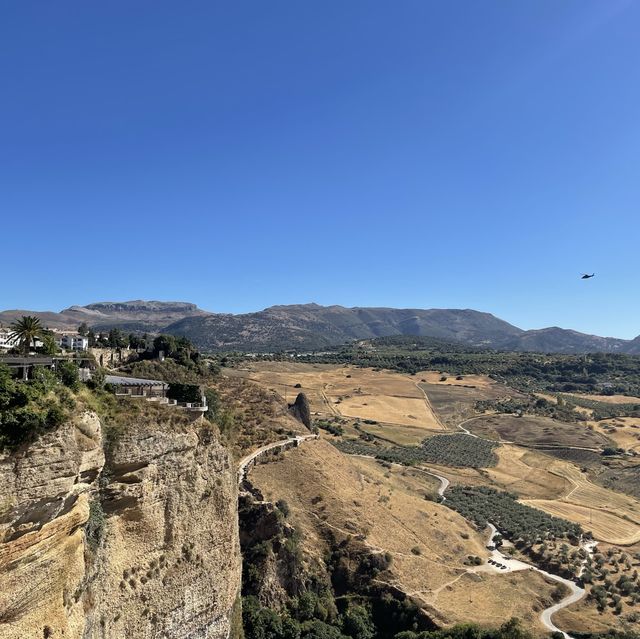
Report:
0,410,241,639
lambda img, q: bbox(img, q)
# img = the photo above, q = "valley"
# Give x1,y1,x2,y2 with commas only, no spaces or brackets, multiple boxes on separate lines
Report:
234,357,640,636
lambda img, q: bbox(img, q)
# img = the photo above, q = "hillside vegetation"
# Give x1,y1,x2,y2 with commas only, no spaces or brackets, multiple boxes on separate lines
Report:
333,434,498,468
445,486,584,544
0,362,80,449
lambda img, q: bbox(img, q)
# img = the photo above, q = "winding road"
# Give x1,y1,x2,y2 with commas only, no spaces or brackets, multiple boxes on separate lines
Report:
342,451,594,638
425,467,596,638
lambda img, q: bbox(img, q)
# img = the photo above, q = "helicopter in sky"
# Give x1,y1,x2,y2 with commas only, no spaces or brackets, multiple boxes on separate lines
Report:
581,273,595,279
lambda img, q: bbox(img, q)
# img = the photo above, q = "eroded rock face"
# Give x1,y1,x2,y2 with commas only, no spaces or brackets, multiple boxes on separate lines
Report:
0,412,105,638
0,413,241,639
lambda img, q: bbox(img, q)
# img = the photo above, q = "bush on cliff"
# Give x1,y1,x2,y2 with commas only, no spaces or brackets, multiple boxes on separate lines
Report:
0,364,73,449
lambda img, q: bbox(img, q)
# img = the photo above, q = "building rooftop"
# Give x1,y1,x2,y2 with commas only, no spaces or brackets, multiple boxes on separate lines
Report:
105,375,167,387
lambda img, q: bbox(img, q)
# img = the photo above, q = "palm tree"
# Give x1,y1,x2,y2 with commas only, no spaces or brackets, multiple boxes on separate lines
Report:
9,316,45,356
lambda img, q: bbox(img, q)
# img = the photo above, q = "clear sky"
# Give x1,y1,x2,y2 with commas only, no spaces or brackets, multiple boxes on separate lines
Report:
1,2,639,338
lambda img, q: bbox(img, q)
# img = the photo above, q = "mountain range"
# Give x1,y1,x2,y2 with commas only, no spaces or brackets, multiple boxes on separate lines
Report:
0,300,638,354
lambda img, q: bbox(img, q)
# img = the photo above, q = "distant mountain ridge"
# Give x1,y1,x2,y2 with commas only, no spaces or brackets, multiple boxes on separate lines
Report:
0,300,638,354
0,300,208,332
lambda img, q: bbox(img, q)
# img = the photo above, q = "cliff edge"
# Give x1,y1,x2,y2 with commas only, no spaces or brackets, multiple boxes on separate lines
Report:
0,409,241,639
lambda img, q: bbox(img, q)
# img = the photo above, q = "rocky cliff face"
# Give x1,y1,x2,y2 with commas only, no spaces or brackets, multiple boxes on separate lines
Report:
0,411,241,639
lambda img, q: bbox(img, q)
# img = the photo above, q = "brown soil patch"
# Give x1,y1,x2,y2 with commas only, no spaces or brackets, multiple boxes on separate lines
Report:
592,417,640,452
465,414,611,449
420,382,524,430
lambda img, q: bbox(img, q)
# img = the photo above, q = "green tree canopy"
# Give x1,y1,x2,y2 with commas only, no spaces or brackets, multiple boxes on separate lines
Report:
9,315,46,355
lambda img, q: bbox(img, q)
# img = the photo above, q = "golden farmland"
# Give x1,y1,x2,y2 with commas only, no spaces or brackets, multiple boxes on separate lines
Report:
236,362,444,431
522,458,640,545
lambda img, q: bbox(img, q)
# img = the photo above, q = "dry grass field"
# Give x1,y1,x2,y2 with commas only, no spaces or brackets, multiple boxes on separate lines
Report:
228,362,338,414
420,446,572,500
485,446,572,500
464,414,611,450
235,362,444,432
592,416,640,452
526,500,640,545
427,569,563,631
337,394,434,427
249,440,558,633
353,421,442,446
523,458,640,545
418,372,496,388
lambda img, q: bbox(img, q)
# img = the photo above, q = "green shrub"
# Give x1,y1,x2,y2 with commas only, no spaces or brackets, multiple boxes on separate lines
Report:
0,364,70,449
204,388,221,421
46,405,66,427
88,367,106,390
340,605,374,639
167,382,202,404
301,620,348,639
316,420,344,436
276,499,291,517
57,360,80,390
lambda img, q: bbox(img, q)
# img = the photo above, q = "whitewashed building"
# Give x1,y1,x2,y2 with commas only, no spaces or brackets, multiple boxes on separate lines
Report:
0,328,19,351
56,334,89,351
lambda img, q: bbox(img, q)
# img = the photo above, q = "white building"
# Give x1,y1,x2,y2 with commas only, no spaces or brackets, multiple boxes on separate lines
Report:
56,334,89,351
0,328,19,351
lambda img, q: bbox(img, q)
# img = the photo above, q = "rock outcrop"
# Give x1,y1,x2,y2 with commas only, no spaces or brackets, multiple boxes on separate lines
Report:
0,411,241,639
288,393,311,430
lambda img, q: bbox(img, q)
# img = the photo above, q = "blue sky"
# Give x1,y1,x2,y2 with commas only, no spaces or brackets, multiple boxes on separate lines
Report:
1,1,639,338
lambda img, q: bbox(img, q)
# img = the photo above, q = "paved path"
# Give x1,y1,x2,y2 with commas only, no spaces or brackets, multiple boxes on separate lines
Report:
238,433,318,485
482,527,598,638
